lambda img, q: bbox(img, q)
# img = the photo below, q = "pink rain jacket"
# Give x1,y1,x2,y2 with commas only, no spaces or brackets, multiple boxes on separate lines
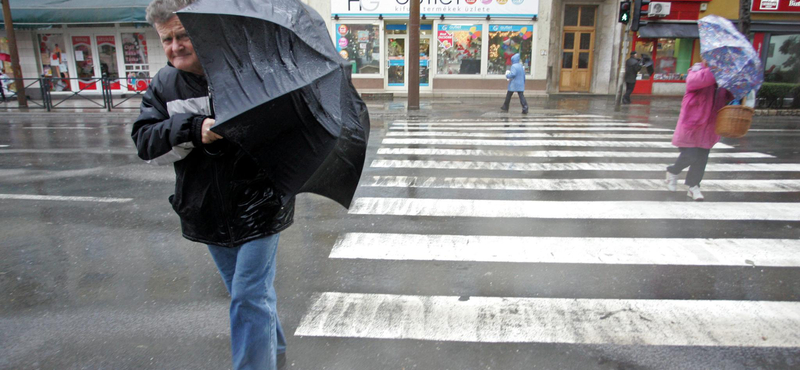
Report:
672,64,734,149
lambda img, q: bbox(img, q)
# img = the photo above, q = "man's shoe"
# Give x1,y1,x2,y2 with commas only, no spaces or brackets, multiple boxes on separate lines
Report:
687,186,704,201
500,107,509,112
277,352,287,369
522,109,528,114
665,171,679,191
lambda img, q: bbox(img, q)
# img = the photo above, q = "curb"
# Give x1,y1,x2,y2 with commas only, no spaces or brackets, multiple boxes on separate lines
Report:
754,109,800,116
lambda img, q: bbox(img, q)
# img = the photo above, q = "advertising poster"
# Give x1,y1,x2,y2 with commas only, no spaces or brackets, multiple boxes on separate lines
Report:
122,33,151,91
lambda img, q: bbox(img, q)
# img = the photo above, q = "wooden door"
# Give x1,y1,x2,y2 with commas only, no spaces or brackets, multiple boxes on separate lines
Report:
559,5,596,92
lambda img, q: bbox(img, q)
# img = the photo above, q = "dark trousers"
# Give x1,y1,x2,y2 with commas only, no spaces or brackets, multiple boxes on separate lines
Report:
667,147,710,188
502,91,528,111
623,82,636,104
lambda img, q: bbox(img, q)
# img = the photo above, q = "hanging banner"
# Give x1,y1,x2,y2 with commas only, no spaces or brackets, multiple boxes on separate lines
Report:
751,0,800,12
331,0,539,17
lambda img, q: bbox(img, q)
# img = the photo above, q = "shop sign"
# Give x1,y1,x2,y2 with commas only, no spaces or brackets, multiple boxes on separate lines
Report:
331,0,539,17
751,0,800,12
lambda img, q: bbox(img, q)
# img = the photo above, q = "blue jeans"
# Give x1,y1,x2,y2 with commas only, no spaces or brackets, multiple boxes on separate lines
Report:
208,234,286,370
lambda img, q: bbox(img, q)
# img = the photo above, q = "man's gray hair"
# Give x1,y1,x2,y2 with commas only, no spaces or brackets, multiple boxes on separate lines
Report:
146,0,197,25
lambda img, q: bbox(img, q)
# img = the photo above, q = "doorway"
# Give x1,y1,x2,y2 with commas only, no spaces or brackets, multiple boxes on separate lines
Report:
559,5,597,92
384,24,433,90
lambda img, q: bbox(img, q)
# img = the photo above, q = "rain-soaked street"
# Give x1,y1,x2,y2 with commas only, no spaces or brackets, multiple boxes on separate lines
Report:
1,96,799,370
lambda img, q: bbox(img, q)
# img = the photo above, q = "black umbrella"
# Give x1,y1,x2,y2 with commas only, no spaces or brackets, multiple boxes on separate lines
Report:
176,0,369,208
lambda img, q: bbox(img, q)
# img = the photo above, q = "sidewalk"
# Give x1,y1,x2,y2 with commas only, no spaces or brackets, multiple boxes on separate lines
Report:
1,94,688,120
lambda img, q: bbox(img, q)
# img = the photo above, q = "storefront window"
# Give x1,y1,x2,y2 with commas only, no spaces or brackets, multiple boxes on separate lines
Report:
38,34,72,91
488,25,533,75
72,36,97,90
335,24,380,75
437,24,482,75
765,34,800,84
121,32,151,91
653,38,692,81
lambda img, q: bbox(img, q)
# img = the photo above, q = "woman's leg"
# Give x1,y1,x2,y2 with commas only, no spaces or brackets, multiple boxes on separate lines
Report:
667,148,697,175
685,148,711,187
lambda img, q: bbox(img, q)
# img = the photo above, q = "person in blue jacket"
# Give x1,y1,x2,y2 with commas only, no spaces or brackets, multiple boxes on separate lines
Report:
500,53,528,114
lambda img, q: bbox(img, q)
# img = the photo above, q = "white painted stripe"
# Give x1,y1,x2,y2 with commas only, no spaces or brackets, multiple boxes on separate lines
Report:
389,126,673,132
296,292,800,347
0,145,8,148
20,127,96,130
370,160,800,172
393,115,615,122
375,148,774,159
331,233,800,267
382,138,735,149
386,131,674,139
392,122,647,127
0,194,132,203
363,176,800,192
349,198,800,221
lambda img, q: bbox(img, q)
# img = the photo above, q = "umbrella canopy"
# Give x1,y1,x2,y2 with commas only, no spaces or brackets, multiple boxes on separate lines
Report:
698,15,763,100
176,0,369,209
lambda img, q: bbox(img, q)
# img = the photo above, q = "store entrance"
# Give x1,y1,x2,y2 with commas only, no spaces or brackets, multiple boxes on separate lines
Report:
384,24,433,91
559,5,597,92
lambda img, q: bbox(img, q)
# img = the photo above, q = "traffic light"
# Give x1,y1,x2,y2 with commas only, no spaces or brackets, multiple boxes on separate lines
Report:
619,1,631,24
631,0,650,32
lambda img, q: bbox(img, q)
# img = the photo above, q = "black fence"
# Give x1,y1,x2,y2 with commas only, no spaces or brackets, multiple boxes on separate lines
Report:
0,77,152,111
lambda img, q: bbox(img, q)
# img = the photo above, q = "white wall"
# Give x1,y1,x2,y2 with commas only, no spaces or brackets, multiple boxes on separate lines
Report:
533,0,553,81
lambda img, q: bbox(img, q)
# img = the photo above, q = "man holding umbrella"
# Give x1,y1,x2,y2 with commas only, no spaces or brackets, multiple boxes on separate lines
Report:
623,51,642,104
132,0,292,368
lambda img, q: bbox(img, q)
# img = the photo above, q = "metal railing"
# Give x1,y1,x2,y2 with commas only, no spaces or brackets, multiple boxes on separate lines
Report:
0,77,152,111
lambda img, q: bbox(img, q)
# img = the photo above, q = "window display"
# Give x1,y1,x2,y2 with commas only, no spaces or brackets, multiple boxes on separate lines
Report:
653,38,693,81
437,24,482,75
764,34,800,84
72,36,97,90
121,32,151,91
488,25,533,75
38,34,72,91
335,24,380,75
97,35,120,89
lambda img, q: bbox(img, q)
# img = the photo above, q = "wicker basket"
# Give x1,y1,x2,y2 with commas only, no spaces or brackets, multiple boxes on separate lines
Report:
715,105,754,138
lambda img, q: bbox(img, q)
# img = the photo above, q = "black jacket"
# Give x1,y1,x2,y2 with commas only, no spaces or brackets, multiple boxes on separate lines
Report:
131,65,294,247
625,57,643,84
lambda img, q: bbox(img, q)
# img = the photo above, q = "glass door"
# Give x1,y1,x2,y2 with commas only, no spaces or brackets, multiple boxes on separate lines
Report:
96,35,120,89
71,35,97,90
386,36,406,88
419,37,431,87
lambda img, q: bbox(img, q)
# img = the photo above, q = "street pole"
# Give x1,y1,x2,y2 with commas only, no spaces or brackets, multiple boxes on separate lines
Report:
614,23,632,112
739,0,751,36
408,0,420,110
1,0,27,107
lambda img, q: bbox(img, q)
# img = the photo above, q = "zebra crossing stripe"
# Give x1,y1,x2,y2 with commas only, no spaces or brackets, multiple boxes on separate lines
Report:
295,292,800,347
375,148,775,159
331,233,800,267
385,132,674,140
382,138,734,149
389,126,673,132
363,176,800,192
370,160,800,172
392,122,648,127
0,194,132,203
349,198,800,221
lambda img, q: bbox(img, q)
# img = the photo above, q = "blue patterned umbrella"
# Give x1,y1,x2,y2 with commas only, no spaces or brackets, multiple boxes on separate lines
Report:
698,15,763,100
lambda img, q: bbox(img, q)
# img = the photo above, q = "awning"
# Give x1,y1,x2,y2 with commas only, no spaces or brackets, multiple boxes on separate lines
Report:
0,0,150,26
638,23,699,39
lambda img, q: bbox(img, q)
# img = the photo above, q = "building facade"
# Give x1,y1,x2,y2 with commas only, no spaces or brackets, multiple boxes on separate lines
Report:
2,0,631,96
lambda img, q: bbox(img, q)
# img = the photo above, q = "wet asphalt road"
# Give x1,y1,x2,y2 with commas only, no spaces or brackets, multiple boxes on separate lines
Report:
1,96,799,370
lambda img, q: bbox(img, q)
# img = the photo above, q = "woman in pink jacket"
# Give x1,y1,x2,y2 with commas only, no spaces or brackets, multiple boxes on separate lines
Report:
666,61,733,201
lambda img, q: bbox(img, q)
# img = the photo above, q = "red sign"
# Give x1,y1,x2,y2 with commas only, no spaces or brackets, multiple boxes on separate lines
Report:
751,0,800,12
72,36,91,46
96,36,116,45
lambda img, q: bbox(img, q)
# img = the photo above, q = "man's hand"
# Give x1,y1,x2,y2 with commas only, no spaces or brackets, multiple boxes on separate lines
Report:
201,118,223,144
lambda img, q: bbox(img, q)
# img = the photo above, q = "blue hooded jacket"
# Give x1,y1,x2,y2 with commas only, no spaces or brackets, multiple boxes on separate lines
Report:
505,54,526,92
